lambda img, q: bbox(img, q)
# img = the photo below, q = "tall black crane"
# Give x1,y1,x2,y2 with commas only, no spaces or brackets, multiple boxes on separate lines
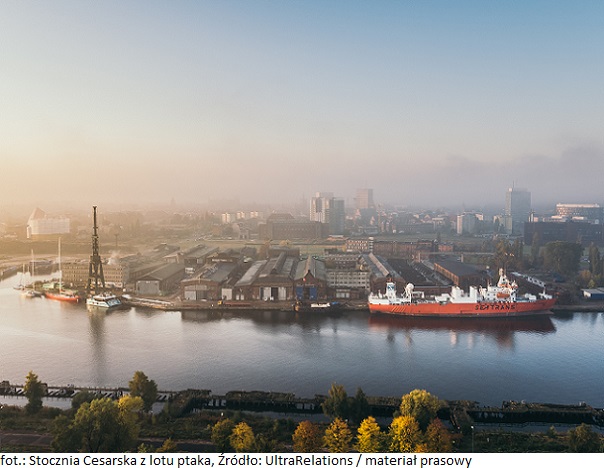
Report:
86,206,105,295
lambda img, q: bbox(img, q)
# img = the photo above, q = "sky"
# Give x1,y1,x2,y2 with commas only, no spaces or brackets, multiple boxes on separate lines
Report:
1,1,603,213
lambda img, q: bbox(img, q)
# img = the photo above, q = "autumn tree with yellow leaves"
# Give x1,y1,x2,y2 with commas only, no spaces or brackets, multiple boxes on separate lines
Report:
324,417,353,453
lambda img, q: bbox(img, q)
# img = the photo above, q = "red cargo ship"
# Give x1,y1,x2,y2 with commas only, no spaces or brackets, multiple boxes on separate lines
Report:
368,270,555,318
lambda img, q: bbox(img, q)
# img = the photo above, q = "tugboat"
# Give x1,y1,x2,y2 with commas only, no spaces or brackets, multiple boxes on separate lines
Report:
368,269,555,318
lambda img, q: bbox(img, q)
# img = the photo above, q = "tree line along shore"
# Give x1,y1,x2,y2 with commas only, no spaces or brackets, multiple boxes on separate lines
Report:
1,371,602,453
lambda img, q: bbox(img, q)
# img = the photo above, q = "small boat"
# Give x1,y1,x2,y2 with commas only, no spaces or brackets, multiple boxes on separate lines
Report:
294,300,342,313
86,292,122,310
22,289,42,298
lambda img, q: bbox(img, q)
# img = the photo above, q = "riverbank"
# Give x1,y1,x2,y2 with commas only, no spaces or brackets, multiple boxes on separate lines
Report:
123,295,604,313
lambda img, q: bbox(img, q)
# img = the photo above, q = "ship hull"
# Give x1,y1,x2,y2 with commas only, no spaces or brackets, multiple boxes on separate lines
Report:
45,292,80,303
368,298,556,318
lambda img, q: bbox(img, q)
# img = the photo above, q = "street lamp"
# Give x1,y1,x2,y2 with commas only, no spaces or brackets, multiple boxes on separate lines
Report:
471,425,474,453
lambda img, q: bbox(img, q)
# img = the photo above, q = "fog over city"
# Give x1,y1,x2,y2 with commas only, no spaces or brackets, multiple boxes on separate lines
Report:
1,2,603,215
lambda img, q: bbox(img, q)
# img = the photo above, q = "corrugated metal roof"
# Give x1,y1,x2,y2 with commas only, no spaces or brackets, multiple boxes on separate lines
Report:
434,259,484,277
294,257,327,281
362,254,397,278
199,263,237,283
235,260,265,287
139,263,184,281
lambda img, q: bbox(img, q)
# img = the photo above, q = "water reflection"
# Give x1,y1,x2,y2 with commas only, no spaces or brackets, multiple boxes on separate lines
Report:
180,308,345,334
88,309,108,386
2,271,603,407
368,314,556,350
368,313,555,333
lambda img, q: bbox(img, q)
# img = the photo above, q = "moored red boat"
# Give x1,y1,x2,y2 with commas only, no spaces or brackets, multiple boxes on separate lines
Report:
45,290,80,303
44,237,80,303
368,270,555,318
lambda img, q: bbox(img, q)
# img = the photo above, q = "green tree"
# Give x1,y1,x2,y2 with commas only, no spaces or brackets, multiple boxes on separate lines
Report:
137,443,155,453
230,422,255,452
71,390,96,411
543,241,582,276
52,397,141,452
349,387,370,425
356,416,384,453
568,424,601,452
588,243,602,276
51,415,81,452
388,415,422,453
324,418,353,453
24,371,44,414
492,239,521,272
118,394,145,439
292,421,323,453
156,438,178,452
129,371,158,412
531,232,542,267
253,434,281,453
321,383,349,420
399,389,441,431
211,418,235,452
424,418,453,452
512,239,524,270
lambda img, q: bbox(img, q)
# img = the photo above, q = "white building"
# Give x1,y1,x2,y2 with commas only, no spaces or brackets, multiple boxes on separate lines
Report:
457,212,480,235
27,208,71,239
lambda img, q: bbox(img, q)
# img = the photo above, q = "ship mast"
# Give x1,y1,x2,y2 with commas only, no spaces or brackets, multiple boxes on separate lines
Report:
86,206,106,295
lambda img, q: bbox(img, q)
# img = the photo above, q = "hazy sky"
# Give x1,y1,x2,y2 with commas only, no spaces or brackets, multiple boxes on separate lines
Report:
1,1,603,211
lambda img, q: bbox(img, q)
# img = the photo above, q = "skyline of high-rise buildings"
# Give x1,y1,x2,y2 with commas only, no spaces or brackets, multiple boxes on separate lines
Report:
355,188,375,211
310,192,345,235
505,187,532,235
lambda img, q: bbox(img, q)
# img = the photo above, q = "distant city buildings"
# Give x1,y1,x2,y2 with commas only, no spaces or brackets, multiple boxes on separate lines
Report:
354,188,377,229
525,202,604,246
524,221,604,246
456,212,482,235
259,213,325,240
355,188,375,210
309,192,345,235
221,211,263,224
27,208,71,239
504,187,531,235
554,204,603,223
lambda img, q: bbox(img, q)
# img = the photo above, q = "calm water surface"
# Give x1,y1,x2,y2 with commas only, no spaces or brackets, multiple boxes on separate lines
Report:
1,274,603,407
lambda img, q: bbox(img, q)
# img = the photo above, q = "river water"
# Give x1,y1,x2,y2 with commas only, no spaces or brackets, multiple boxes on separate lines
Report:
1,273,603,408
